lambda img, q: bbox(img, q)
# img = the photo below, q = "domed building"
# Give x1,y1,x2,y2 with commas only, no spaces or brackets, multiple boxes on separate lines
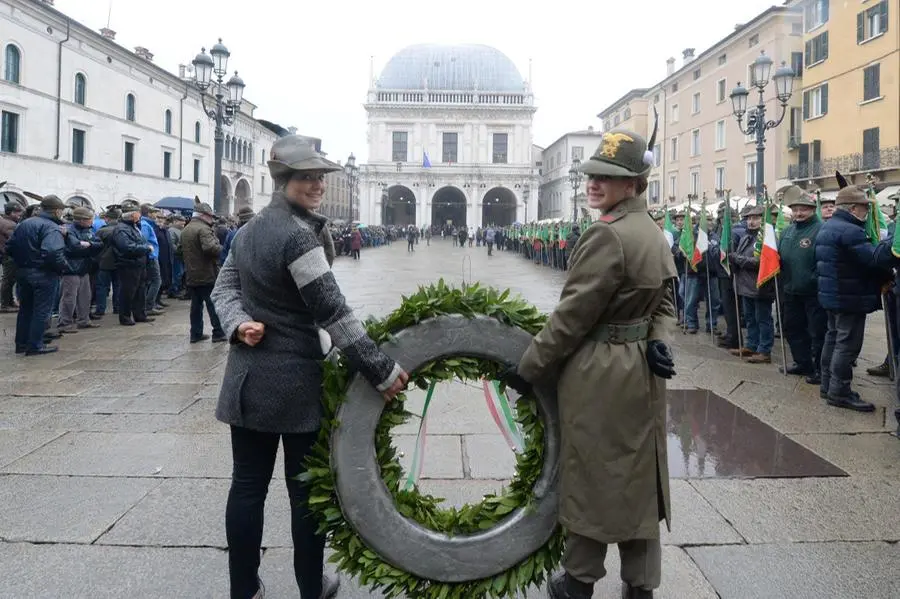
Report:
360,44,537,228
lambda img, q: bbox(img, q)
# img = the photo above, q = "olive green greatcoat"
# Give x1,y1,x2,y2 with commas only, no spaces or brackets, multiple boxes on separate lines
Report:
517,194,678,544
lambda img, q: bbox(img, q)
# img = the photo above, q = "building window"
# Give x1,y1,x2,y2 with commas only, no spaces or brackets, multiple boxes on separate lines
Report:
124,141,135,172
572,146,584,161
715,166,726,190
163,151,172,178
261,149,266,164
717,79,727,103
230,137,237,159
1,111,18,153
492,132,508,164
125,93,136,121
863,64,881,101
613,114,620,126
441,132,458,163
224,135,230,160
624,107,631,119
72,128,85,164
671,137,679,161
653,94,660,104
648,180,660,204
692,92,701,114
715,120,726,150
74,73,86,105
652,144,661,167
791,52,803,77
805,32,829,67
669,175,677,199
671,103,679,122
858,2,889,43
690,129,701,156
718,54,727,66
4,45,20,84
745,110,758,143
164,110,172,134
749,34,759,47
193,158,200,183
690,171,700,195
693,68,701,80
863,127,880,170
804,0,829,32
391,131,407,162
671,82,678,93
194,121,201,143
789,107,802,145
746,162,757,188
802,83,829,119
260,175,265,193
248,143,253,165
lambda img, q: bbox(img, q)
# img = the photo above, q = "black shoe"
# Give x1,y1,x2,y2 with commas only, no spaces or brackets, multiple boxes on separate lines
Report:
119,319,136,326
622,581,654,598
825,392,875,413
548,572,593,599
25,346,58,356
89,312,103,320
320,574,340,599
190,334,210,343
867,362,891,377
805,371,821,385
211,334,227,343
156,300,170,308
779,363,812,376
134,317,156,323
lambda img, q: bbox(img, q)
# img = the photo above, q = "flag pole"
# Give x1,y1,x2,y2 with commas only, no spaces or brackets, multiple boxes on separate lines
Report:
773,274,789,376
868,175,897,380
726,193,745,354
702,200,716,342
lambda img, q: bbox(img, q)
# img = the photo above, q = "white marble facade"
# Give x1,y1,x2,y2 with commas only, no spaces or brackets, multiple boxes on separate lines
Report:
360,44,538,228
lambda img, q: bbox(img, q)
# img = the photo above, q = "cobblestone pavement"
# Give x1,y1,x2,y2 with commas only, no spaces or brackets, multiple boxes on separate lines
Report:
1,239,899,598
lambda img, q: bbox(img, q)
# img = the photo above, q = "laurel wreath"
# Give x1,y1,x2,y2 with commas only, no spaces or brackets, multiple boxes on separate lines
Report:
300,280,564,598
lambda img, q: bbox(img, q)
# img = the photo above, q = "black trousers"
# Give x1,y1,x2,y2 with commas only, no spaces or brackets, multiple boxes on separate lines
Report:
226,426,325,599
117,266,147,323
718,277,739,348
782,293,826,372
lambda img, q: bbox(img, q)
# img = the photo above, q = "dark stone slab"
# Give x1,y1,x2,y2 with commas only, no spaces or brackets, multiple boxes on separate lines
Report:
667,389,847,479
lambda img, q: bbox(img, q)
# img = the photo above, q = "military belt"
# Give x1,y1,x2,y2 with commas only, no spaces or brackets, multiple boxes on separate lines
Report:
588,320,651,344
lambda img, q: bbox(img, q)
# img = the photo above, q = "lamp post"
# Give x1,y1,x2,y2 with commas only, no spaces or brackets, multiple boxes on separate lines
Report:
379,181,389,226
345,153,359,222
191,39,246,215
729,50,794,206
568,158,583,221
523,185,530,222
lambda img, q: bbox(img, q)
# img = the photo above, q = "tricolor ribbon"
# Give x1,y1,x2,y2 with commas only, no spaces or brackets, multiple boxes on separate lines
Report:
402,381,437,492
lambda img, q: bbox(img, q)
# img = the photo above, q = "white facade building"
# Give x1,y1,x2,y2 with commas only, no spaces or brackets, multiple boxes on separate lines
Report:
538,128,604,220
0,0,276,213
360,44,537,228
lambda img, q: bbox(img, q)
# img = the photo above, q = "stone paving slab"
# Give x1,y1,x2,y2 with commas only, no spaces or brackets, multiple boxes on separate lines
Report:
788,432,900,477
0,474,159,543
0,542,229,598
687,541,900,599
690,477,900,543
0,429,64,468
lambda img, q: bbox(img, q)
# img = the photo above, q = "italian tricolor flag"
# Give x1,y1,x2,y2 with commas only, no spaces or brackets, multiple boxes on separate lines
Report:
690,207,709,269
757,206,780,287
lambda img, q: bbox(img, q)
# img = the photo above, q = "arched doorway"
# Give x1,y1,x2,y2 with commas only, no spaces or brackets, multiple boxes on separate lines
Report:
66,195,93,209
220,175,233,212
384,185,416,226
431,186,467,227
481,187,517,227
1,190,28,209
234,178,252,212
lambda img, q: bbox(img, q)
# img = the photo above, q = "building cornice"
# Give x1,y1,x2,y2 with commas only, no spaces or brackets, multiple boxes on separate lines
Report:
597,88,650,119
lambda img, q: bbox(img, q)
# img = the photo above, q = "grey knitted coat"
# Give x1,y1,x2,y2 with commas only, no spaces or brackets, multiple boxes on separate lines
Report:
211,192,401,433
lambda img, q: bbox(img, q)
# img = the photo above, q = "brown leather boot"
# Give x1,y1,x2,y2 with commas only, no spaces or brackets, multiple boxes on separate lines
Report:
746,353,772,364
728,347,753,357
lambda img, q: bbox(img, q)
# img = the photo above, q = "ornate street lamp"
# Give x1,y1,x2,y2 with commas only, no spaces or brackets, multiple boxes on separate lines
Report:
345,153,359,221
191,39,246,214
729,50,794,205
568,158,583,221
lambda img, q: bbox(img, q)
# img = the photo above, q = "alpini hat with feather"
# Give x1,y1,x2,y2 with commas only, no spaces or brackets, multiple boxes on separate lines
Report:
580,107,659,178
267,135,343,179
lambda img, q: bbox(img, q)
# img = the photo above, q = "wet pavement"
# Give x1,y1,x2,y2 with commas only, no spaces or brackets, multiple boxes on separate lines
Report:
1,238,899,598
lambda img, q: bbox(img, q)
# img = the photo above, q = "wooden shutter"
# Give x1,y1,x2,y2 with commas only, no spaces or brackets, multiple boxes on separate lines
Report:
881,1,889,34
802,89,810,119
799,143,810,178
822,0,829,22
858,11,866,43
822,32,829,60
821,84,829,115
805,40,811,66
812,140,822,177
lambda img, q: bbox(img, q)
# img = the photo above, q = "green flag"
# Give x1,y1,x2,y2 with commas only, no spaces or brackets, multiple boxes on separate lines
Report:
864,187,887,244
678,207,696,270
720,200,732,275
663,209,676,247
775,203,788,239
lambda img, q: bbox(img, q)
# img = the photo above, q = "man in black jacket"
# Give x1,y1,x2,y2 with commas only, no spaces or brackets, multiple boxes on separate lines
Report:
112,208,153,326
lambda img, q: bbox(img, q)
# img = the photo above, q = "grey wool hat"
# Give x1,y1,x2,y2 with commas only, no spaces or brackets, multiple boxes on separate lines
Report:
267,135,343,179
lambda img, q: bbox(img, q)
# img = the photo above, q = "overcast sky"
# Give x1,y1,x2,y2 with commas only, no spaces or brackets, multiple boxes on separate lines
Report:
55,0,783,162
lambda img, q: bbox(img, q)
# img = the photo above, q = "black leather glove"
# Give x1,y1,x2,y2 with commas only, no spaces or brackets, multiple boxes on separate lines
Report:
647,340,676,379
499,364,532,395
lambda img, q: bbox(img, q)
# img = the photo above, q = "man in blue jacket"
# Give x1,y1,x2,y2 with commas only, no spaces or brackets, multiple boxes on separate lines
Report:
5,195,71,355
816,184,900,412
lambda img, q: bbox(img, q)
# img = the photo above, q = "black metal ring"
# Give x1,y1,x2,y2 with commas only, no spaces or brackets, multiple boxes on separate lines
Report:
331,314,560,582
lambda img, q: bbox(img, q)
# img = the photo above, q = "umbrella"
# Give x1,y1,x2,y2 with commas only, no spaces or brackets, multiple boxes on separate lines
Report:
353,222,368,228
155,196,197,211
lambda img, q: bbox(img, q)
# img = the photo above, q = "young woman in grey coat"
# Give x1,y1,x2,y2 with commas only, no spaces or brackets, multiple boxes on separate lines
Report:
211,135,408,599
